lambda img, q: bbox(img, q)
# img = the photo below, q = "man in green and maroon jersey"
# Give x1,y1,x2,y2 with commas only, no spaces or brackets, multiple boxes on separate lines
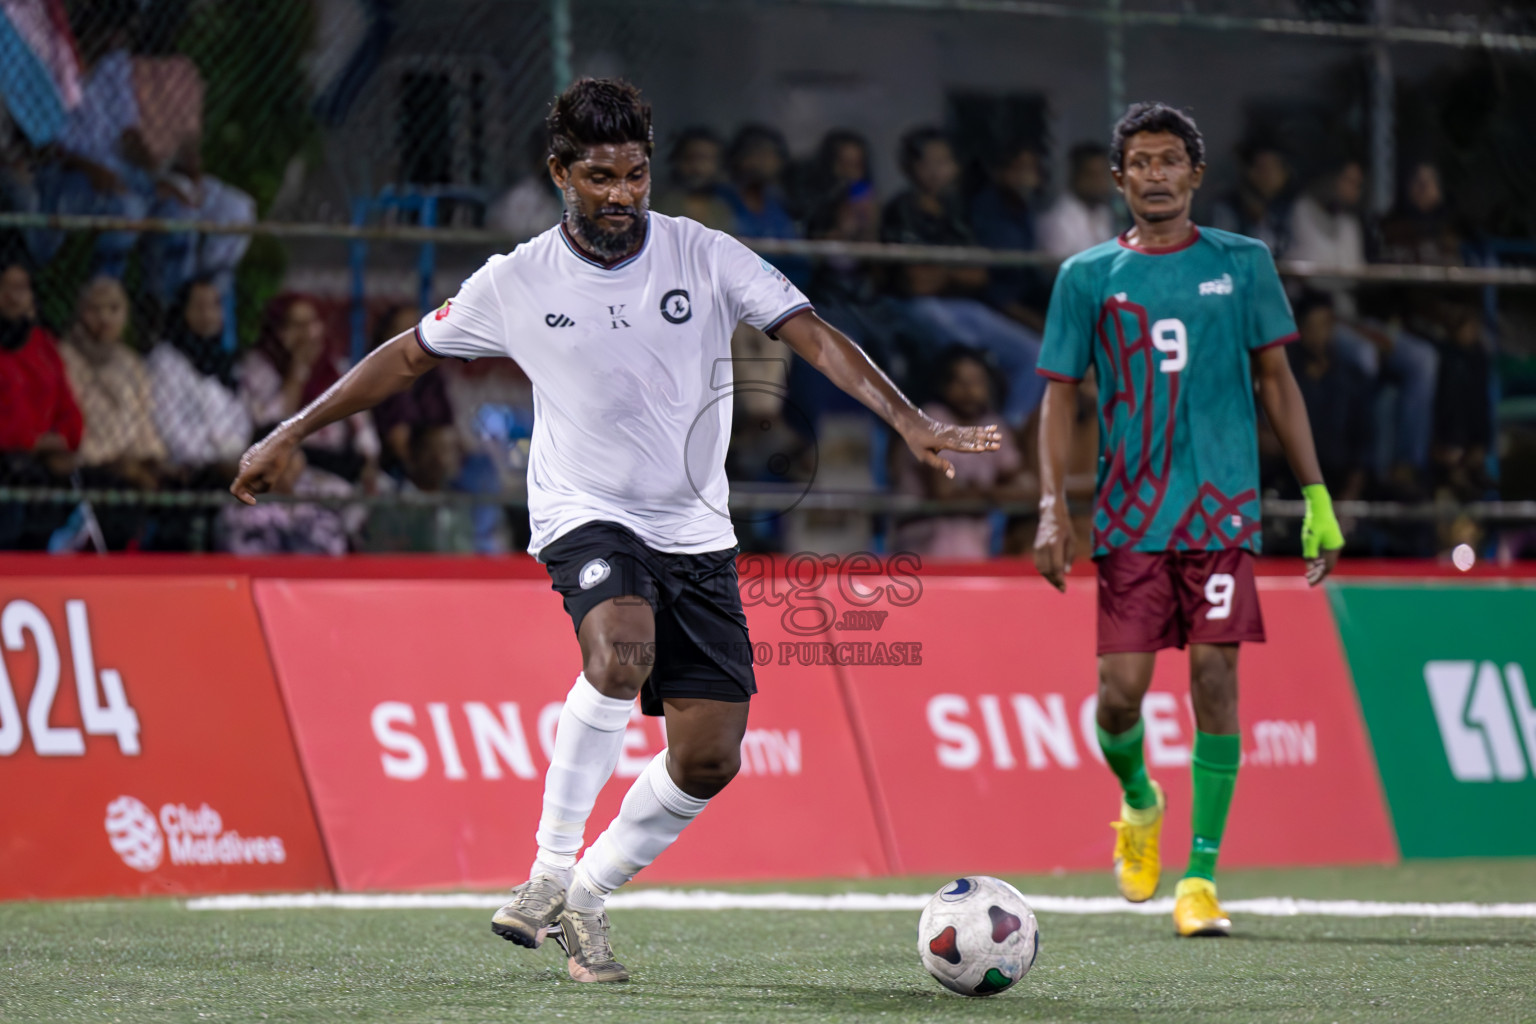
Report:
1031,103,1344,937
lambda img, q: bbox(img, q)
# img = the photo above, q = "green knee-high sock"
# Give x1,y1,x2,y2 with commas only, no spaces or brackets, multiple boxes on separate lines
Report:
1186,731,1241,881
1096,719,1156,810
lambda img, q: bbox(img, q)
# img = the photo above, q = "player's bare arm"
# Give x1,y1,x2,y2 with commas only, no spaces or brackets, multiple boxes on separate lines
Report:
1031,378,1078,592
1251,343,1342,585
229,332,442,504
774,311,1002,479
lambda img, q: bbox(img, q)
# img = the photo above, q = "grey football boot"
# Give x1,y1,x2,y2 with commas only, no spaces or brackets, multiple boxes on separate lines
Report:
491,875,567,948
552,904,631,982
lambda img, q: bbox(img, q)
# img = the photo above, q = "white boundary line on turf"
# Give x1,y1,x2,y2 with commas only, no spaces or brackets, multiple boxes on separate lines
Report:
184,890,1536,919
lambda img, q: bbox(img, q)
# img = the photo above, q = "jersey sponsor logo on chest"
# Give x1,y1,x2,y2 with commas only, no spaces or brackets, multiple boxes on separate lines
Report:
601,287,693,330
1198,273,1234,296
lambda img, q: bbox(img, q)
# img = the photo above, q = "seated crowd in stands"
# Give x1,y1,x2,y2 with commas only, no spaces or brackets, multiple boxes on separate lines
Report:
2,0,254,331
0,94,1505,558
0,253,536,554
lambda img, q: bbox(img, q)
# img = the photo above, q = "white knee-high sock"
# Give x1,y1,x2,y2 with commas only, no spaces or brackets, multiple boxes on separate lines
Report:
567,749,708,910
531,673,635,882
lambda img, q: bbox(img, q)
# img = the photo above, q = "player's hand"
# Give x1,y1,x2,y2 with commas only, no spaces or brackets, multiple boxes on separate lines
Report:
1032,499,1075,593
1305,548,1340,587
898,412,1002,479
1301,483,1344,587
230,431,299,506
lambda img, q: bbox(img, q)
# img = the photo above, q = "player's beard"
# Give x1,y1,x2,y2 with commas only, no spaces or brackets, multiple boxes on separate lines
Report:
565,193,650,262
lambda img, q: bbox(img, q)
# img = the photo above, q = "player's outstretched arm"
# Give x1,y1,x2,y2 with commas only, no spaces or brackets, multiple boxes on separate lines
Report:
230,331,443,504
1031,379,1078,593
774,312,1001,478
1252,344,1342,585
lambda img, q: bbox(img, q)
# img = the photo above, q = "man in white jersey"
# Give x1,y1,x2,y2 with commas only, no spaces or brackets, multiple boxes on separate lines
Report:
230,79,999,983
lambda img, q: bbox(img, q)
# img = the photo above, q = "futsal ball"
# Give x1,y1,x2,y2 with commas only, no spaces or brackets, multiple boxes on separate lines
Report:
918,876,1040,997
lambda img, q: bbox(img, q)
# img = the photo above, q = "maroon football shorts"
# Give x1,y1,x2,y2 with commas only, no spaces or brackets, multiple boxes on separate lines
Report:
1095,548,1265,655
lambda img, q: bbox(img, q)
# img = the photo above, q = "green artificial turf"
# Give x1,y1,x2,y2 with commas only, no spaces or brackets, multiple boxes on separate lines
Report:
4,860,1535,1023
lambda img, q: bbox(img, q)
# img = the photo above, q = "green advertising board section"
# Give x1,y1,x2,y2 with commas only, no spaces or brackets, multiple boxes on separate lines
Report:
1329,583,1536,858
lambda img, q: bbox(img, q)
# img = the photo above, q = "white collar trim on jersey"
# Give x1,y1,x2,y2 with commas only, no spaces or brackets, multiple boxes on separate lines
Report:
558,217,651,271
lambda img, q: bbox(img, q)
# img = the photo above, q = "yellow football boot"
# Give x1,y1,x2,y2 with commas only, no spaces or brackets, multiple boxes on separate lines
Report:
1109,780,1164,903
1173,877,1232,937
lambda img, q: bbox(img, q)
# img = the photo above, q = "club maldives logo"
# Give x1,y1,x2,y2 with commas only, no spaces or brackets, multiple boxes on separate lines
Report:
103,796,288,872
1424,661,1536,782
104,796,163,872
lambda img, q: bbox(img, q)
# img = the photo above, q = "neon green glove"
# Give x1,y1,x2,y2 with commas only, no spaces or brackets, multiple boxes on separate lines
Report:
1301,483,1344,559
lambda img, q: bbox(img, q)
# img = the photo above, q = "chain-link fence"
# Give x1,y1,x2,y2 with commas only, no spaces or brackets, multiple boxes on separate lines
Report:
2,0,1535,560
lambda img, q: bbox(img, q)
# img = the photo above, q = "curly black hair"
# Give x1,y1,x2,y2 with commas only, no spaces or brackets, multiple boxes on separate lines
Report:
898,126,952,179
726,124,790,174
930,343,1005,413
546,78,654,168
1110,102,1204,172
667,125,722,165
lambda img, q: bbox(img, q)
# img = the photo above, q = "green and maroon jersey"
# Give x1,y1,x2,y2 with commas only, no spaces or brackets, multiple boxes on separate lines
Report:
1037,226,1298,557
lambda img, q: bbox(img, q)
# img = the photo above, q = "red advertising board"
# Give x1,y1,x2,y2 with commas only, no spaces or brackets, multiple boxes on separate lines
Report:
836,576,1396,875
254,578,888,891
0,577,333,899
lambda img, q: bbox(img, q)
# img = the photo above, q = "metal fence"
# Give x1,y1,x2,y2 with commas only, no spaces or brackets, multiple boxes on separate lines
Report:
1,0,1534,560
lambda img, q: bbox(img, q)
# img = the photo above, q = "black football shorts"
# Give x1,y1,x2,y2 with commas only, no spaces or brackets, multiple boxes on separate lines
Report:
539,520,756,716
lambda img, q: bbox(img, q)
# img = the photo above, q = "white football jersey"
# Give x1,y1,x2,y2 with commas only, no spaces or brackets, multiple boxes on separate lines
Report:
416,212,812,558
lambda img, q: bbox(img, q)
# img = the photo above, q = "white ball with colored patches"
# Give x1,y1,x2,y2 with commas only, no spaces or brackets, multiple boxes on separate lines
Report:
917,876,1040,997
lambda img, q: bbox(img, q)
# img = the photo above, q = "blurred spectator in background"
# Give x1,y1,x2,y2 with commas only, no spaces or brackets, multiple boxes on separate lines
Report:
0,258,81,462
0,111,41,232
487,126,562,239
1288,157,1366,317
799,129,876,240
59,275,165,491
406,423,465,494
1277,292,1372,505
720,124,811,289
652,126,733,231
891,345,1031,558
803,130,880,314
1038,142,1117,259
362,423,475,553
369,303,452,479
442,357,535,553
1430,300,1494,502
802,129,882,335
970,139,1047,331
147,141,256,317
1338,288,1439,494
1211,141,1292,256
797,129,895,401
726,337,813,553
1379,160,1462,265
147,275,249,479
32,1,150,277
0,257,81,548
882,127,1043,430
131,11,253,317
216,446,351,556
881,127,972,257
240,294,380,487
